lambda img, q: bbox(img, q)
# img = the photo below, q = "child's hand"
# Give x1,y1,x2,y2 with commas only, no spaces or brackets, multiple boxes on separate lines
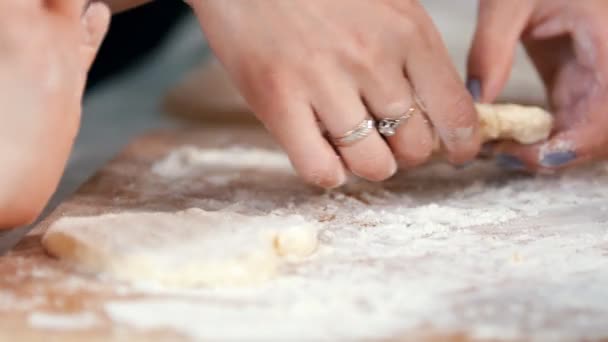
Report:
0,1,110,229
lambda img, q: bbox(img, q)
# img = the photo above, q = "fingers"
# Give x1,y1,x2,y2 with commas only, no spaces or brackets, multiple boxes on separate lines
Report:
252,94,347,189
494,122,606,172
360,66,435,168
404,14,481,165
314,75,397,182
391,106,436,168
80,2,111,70
466,0,534,102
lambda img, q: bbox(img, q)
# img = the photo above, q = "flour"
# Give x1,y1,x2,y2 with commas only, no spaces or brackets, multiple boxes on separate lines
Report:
152,146,293,179
43,209,320,287
80,147,608,339
28,311,100,331
0,292,20,311
0,291,47,312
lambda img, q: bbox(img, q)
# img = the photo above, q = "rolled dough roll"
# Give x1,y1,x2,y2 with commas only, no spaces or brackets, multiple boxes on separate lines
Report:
475,103,553,145
428,103,553,152
42,208,319,287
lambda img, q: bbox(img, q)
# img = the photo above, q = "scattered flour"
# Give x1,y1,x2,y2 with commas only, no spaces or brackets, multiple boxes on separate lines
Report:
0,291,47,312
0,292,19,310
28,311,100,331
152,146,293,179
43,209,320,287
70,146,608,340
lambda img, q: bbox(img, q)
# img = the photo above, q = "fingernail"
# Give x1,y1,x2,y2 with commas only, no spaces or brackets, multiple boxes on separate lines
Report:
540,151,576,168
466,78,481,101
496,154,525,170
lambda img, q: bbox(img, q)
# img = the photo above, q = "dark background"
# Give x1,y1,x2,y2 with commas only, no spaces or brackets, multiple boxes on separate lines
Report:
87,1,191,92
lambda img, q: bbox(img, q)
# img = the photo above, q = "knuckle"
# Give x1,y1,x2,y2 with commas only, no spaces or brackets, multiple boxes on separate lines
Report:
396,18,423,43
340,46,376,74
240,60,292,99
383,100,413,118
341,35,390,72
397,15,437,51
243,69,294,121
258,68,292,100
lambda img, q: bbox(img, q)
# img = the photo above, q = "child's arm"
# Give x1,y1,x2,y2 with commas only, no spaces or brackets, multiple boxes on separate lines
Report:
0,1,109,229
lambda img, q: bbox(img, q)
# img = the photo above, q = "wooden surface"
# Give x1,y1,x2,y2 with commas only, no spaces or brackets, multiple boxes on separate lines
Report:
1,126,607,341
0,128,284,341
3,2,599,340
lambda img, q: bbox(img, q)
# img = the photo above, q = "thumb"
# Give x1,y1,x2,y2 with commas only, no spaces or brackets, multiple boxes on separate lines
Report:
466,0,534,103
493,122,606,172
80,2,111,72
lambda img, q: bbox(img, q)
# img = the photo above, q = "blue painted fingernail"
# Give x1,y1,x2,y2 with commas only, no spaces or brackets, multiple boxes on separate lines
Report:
496,154,525,170
540,151,576,168
466,78,481,101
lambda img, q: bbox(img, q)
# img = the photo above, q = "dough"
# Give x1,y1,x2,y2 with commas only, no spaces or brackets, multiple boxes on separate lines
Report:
430,103,553,151
476,103,553,144
42,208,319,287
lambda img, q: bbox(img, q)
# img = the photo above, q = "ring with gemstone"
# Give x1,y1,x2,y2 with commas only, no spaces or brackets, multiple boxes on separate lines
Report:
377,107,416,137
331,117,376,147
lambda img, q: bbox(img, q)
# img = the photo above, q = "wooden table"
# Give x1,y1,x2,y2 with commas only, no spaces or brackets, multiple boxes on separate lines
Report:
1,126,607,341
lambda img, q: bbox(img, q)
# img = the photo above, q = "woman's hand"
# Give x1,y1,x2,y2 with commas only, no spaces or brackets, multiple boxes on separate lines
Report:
0,1,109,229
189,0,481,188
468,0,608,171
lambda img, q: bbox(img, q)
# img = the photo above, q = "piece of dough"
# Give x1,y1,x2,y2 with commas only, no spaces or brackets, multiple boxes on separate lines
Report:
476,103,553,144
42,208,319,287
430,103,553,151
376,102,553,149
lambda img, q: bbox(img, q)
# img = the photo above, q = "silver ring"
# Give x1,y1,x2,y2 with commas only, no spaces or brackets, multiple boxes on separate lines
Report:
332,117,376,147
377,107,416,137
